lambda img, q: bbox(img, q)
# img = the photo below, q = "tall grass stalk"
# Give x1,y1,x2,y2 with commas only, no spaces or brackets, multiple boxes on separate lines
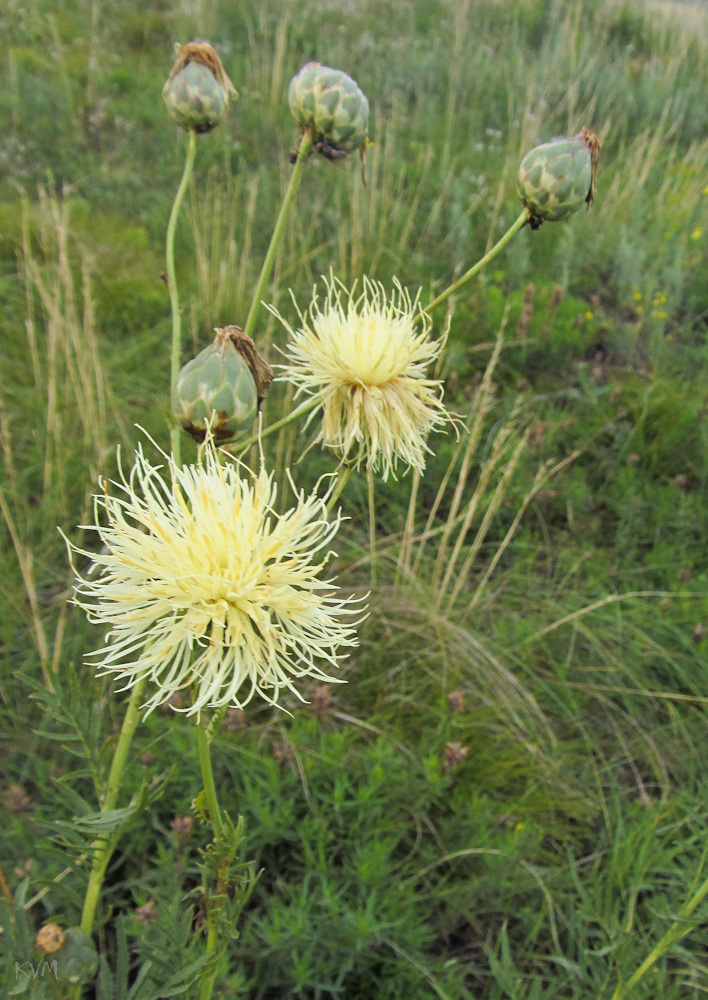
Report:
429,311,508,585
611,860,708,999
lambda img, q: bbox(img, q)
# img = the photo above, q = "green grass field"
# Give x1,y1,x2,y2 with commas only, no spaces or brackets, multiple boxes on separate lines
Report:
2,0,708,997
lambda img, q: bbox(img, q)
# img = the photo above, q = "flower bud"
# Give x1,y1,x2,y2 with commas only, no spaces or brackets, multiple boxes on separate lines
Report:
172,327,261,443
53,928,98,986
35,924,65,955
289,62,369,156
163,41,237,134
516,128,601,229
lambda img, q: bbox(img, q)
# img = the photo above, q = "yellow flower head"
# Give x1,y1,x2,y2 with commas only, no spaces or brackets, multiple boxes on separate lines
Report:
272,276,452,480
64,440,363,717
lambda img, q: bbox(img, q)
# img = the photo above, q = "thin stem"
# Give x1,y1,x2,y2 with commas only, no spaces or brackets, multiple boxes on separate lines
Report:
167,129,198,466
395,468,420,587
199,919,220,1000
79,676,147,936
610,869,708,999
425,209,529,315
367,467,376,588
242,131,314,341
327,466,352,512
194,714,226,1000
230,395,320,456
194,720,223,840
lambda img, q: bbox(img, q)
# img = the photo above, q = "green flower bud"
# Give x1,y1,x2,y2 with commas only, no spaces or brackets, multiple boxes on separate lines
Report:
172,327,262,443
163,41,237,134
517,128,601,229
53,928,98,986
289,62,369,156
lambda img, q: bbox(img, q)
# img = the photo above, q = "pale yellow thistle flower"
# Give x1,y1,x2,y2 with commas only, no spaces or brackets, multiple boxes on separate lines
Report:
63,438,363,717
270,276,452,481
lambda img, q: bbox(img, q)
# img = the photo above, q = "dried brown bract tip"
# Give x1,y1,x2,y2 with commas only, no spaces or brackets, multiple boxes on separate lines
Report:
577,127,601,208
217,326,274,409
35,924,65,955
165,41,237,99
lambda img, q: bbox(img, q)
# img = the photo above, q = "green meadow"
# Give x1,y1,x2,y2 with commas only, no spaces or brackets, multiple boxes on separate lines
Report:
2,0,708,996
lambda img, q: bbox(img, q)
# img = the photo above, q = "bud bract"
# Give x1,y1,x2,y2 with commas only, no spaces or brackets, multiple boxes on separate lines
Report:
289,62,369,155
172,328,258,442
53,928,98,986
163,41,236,134
516,128,601,227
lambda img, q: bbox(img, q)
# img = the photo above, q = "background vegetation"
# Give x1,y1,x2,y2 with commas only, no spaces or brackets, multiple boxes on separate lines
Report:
2,0,708,996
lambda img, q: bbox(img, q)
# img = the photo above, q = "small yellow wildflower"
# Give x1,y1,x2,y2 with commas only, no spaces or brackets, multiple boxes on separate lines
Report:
585,311,593,321
692,228,702,240
704,185,708,195
634,292,642,302
636,305,644,315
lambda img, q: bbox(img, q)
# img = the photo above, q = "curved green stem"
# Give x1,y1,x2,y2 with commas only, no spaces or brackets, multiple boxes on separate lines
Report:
79,676,147,936
425,209,529,315
194,720,223,840
242,131,314,342
167,129,198,466
229,395,320,456
610,868,708,999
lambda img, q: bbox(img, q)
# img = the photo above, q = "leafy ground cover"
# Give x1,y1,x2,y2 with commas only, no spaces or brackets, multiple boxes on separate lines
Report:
2,0,708,997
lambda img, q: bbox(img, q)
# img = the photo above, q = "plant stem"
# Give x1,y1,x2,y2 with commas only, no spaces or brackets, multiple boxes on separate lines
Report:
610,868,708,999
194,720,223,840
242,131,314,341
367,467,376,588
229,395,320,456
79,676,147,936
425,209,529,315
194,716,226,1000
167,129,198,466
327,467,352,512
199,919,220,1000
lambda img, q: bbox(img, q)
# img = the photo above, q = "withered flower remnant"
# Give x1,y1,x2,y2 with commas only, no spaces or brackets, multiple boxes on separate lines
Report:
163,41,237,134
